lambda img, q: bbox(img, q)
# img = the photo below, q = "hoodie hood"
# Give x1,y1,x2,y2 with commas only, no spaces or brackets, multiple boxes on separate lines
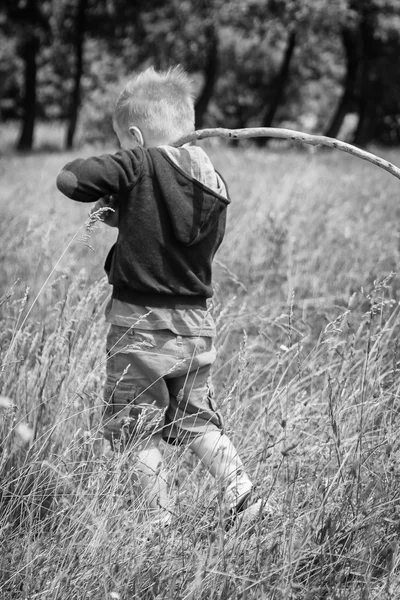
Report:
148,146,230,247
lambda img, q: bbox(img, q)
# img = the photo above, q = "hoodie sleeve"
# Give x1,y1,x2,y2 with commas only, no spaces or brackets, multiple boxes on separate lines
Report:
56,148,144,202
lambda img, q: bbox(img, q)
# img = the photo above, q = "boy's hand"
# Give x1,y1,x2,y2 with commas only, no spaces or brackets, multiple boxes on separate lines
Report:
90,195,119,228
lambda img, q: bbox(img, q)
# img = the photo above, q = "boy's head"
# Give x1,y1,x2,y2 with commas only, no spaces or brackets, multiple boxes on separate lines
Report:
113,66,195,149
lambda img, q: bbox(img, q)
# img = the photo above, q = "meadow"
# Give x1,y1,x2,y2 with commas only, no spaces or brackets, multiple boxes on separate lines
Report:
1,123,400,599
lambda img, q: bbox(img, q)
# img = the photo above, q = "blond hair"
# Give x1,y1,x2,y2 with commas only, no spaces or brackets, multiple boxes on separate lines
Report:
114,66,195,142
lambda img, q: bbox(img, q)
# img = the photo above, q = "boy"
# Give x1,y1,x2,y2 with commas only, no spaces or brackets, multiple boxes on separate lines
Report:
57,66,256,530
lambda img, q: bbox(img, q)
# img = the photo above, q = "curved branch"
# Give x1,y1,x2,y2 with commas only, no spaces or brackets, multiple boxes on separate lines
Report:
172,127,400,182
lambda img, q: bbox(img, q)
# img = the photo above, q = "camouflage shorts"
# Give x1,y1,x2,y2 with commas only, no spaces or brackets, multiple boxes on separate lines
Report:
102,325,223,450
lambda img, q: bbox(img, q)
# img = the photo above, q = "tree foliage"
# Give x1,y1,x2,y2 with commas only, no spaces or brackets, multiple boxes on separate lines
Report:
1,0,400,149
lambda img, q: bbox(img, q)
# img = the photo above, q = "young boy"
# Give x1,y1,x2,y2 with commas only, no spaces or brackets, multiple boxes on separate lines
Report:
56,66,256,529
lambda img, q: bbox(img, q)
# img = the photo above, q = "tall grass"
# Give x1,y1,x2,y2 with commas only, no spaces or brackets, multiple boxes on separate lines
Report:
1,127,400,598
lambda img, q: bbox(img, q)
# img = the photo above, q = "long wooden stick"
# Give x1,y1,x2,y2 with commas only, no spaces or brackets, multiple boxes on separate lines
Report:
172,127,400,182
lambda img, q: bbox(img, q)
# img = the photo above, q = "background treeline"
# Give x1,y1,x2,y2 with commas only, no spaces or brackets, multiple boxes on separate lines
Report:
1,0,400,151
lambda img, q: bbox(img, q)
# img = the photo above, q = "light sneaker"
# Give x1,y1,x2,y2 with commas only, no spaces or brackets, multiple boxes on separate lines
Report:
226,498,274,538
223,473,253,530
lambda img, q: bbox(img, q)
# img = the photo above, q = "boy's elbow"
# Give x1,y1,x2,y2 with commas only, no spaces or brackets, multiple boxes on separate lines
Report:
56,169,79,199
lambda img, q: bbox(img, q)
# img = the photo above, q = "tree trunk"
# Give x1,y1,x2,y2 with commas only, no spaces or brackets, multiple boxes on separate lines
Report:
353,70,379,147
65,0,88,150
195,25,219,130
16,33,39,151
324,27,359,139
256,30,296,147
353,8,379,147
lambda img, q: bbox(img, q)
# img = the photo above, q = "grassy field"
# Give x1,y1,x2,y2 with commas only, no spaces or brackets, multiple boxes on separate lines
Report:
2,124,400,599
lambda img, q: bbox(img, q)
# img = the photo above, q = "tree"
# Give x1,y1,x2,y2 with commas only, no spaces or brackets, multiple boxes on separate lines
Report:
65,0,89,149
0,0,51,150
256,28,296,146
212,0,351,137
352,1,381,146
195,22,219,129
2,0,400,150
324,26,359,138
324,0,400,145
17,0,40,151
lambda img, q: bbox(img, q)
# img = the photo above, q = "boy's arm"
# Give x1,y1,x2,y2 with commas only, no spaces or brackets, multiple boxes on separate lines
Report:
56,148,143,202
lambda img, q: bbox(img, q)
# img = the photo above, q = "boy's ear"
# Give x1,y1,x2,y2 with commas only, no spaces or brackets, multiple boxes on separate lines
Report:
129,126,144,146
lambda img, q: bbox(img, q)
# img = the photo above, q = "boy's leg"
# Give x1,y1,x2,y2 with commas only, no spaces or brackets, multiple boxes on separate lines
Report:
135,434,170,518
164,336,253,517
189,430,252,513
103,326,176,523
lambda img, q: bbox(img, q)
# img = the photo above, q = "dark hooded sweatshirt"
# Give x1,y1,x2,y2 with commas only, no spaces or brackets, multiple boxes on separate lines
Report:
56,146,230,313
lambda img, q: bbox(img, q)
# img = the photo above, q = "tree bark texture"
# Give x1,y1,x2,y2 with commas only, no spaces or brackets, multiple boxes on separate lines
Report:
195,25,219,130
256,29,297,147
16,0,40,152
324,27,359,139
65,0,88,150
353,7,380,147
